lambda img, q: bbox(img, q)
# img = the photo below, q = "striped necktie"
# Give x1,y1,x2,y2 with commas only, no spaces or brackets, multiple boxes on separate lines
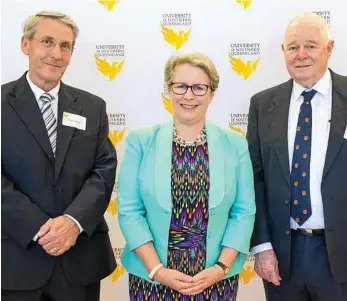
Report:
39,93,57,156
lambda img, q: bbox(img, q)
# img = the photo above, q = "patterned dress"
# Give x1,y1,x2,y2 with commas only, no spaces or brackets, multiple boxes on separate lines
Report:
129,128,239,301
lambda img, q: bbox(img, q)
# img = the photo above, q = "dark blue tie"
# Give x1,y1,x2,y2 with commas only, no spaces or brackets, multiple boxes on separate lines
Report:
290,89,317,226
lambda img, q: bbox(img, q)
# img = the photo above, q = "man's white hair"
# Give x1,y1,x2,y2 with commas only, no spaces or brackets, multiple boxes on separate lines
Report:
285,12,332,44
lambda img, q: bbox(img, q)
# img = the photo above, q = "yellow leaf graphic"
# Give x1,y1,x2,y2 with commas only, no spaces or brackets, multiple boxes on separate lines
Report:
63,113,69,118
228,121,246,136
161,93,173,114
229,53,259,80
239,264,257,284
108,129,126,147
236,0,253,9
161,24,191,50
98,0,119,11
94,53,124,81
107,198,118,216
109,265,126,282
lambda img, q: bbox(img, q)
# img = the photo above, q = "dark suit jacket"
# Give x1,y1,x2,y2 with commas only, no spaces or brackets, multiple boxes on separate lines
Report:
1,73,117,290
247,70,347,282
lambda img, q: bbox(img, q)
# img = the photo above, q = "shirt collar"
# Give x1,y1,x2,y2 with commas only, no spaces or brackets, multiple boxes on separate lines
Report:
292,69,331,101
26,72,60,101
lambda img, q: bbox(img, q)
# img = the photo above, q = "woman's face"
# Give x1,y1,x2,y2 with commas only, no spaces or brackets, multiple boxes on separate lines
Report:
169,63,214,126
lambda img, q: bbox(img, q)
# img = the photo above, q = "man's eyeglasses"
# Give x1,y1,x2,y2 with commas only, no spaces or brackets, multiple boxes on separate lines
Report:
34,37,73,53
171,82,210,96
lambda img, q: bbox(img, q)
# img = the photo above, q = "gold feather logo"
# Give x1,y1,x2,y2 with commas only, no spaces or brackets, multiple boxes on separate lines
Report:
108,129,126,147
107,198,118,216
228,121,246,136
161,93,173,114
229,54,260,80
109,265,126,282
98,0,119,11
236,0,253,9
161,24,192,50
239,263,257,284
94,54,124,81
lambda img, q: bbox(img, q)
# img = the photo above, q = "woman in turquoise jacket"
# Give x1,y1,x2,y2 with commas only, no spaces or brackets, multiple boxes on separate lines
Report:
118,52,255,300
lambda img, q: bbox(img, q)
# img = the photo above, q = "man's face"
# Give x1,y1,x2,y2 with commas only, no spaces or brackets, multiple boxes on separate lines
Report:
282,20,334,88
21,18,74,88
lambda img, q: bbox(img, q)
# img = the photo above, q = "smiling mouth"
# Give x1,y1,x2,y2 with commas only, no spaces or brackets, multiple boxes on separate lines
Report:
45,63,61,68
181,104,198,109
296,65,311,69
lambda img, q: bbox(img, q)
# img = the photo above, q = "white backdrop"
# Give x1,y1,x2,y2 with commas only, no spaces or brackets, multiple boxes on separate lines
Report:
2,1,347,300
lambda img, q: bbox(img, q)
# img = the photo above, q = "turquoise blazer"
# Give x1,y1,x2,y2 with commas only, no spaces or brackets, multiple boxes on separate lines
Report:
118,120,255,282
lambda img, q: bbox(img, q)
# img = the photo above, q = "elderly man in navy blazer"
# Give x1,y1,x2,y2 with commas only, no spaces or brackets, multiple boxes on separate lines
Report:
247,13,347,301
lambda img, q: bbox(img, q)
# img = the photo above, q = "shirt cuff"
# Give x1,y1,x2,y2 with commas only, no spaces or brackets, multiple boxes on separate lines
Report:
33,232,39,241
64,214,83,233
250,242,273,256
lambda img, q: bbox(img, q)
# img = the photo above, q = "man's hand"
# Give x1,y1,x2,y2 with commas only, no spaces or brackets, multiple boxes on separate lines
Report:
179,265,224,296
254,249,281,286
38,216,79,256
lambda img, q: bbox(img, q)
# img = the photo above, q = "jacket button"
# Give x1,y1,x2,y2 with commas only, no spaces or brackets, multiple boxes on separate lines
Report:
285,230,290,235
284,199,290,205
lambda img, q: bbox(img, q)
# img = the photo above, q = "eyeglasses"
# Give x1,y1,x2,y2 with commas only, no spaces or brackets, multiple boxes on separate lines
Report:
33,37,73,53
171,82,210,96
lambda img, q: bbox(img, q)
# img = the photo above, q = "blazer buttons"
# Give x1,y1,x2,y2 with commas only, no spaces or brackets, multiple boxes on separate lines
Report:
284,199,290,205
285,230,290,235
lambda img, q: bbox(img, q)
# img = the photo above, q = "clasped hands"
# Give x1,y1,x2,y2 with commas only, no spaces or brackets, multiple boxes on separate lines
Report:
154,265,225,296
37,216,79,257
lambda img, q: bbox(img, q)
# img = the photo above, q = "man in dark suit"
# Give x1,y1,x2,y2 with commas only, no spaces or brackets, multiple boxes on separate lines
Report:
247,13,347,301
1,10,117,301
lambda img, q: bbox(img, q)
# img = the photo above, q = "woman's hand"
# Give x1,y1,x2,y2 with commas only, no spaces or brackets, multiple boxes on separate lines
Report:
179,265,224,296
154,267,204,293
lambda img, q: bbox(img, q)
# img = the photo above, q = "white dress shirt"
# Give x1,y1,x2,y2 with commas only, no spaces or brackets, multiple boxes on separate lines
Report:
26,73,83,240
251,69,332,255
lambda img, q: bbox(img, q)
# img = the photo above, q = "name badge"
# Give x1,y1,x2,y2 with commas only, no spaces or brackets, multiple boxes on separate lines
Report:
62,112,86,131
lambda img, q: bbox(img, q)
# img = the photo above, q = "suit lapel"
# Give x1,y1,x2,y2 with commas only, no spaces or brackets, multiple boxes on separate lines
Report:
269,80,293,187
54,83,81,181
323,71,347,178
205,122,225,209
8,73,55,163
155,121,173,212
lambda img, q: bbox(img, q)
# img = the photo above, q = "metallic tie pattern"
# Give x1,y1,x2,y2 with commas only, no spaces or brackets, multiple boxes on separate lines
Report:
290,89,317,226
39,93,57,156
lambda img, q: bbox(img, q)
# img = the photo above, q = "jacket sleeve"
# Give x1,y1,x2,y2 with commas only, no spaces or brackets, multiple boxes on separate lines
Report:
64,101,117,236
1,173,50,248
117,131,154,251
246,96,271,247
221,133,256,255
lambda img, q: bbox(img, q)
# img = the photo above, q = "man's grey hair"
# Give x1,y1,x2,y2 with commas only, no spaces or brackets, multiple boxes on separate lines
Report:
22,10,79,47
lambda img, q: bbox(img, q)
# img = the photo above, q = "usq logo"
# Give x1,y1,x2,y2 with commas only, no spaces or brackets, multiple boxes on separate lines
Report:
229,43,260,80
312,11,331,29
98,0,119,11
94,45,125,80
240,254,257,285
240,263,257,285
236,0,253,10
108,113,126,126
229,113,248,136
161,14,192,50
161,84,173,114
109,248,126,282
107,197,118,216
108,129,126,147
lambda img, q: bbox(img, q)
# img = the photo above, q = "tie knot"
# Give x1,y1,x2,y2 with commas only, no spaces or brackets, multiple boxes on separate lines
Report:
301,90,317,102
40,93,54,103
